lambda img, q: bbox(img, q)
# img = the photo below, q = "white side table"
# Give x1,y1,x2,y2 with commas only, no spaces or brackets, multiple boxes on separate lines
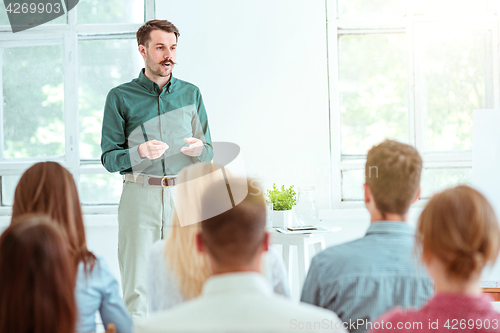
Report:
270,227,340,288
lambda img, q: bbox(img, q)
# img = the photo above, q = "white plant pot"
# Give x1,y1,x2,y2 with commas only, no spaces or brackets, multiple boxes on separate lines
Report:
272,210,293,229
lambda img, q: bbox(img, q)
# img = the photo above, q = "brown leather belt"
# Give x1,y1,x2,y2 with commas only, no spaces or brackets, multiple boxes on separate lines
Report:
123,174,177,187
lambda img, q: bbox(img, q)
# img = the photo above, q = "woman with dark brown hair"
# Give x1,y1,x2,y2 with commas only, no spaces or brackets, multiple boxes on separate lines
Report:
11,162,132,333
0,214,76,333
370,185,500,333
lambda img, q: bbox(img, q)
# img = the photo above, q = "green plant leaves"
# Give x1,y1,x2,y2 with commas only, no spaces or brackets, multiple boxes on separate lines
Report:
266,183,297,211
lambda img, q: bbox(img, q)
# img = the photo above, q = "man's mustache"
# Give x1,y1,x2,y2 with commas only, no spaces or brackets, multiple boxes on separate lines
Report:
161,59,176,65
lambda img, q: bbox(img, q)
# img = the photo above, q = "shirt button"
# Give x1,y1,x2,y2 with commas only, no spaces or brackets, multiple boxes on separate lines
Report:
162,130,166,134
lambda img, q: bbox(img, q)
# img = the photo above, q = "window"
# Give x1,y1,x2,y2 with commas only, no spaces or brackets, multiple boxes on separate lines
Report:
3,42,65,159
331,0,496,207
0,0,152,211
0,0,495,211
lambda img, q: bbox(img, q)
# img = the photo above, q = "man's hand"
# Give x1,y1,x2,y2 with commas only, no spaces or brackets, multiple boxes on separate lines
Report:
180,137,203,157
138,140,169,160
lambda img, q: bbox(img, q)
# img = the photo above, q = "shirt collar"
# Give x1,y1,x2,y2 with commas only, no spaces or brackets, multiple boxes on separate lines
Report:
201,272,273,298
137,68,177,94
365,221,415,236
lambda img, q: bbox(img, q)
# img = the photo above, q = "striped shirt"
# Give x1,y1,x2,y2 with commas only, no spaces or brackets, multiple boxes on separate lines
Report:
300,221,433,333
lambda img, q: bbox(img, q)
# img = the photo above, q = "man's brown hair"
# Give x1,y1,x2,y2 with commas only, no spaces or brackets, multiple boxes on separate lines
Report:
365,140,422,216
200,178,266,267
136,19,180,47
417,185,500,281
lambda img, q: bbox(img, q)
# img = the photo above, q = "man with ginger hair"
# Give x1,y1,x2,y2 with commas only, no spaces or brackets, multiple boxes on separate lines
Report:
136,178,347,333
301,140,433,333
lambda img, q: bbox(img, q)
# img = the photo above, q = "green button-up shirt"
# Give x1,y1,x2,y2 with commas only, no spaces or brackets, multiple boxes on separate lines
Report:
101,70,213,176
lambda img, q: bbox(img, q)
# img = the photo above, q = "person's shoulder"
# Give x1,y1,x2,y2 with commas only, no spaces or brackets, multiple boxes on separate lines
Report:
86,255,117,282
294,299,340,319
368,309,402,333
105,86,122,102
369,307,421,332
91,254,107,271
110,77,139,93
76,255,114,289
376,307,407,322
311,237,367,272
135,298,203,332
321,235,369,259
173,77,201,92
268,292,321,314
106,77,144,100
270,294,343,327
92,254,107,267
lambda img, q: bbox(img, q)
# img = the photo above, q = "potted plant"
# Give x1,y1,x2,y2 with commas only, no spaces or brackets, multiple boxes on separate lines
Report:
266,184,297,229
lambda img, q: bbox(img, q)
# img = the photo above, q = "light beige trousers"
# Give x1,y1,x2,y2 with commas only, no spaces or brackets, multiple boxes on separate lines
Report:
117,180,175,319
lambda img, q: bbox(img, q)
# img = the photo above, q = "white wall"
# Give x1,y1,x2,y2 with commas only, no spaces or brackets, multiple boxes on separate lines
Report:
472,109,500,282
156,0,332,208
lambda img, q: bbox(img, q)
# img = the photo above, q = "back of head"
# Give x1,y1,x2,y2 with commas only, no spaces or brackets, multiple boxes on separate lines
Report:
200,177,266,267
417,185,500,281
0,214,77,333
175,162,224,227
365,140,422,216
165,163,221,299
11,162,95,269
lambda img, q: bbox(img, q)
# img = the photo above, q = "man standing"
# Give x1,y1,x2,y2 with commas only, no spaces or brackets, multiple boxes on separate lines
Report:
101,19,213,318
301,140,433,333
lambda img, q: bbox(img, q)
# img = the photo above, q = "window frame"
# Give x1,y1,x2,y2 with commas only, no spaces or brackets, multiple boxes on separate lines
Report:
0,0,497,212
328,0,500,208
0,0,155,214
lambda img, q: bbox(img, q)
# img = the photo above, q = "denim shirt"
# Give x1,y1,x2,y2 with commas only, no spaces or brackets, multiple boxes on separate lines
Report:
301,221,433,333
75,256,132,333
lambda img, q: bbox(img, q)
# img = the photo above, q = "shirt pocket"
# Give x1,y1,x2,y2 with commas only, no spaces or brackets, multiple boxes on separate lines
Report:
141,116,162,143
161,104,196,151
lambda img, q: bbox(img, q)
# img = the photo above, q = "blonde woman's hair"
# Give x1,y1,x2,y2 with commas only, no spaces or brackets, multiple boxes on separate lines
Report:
164,163,220,299
417,185,500,281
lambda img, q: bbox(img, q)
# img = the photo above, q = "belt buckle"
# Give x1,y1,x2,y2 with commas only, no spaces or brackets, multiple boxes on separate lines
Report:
161,176,175,187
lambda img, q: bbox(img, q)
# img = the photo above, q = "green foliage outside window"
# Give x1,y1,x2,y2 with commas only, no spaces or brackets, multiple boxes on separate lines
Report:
3,45,64,158
78,39,142,160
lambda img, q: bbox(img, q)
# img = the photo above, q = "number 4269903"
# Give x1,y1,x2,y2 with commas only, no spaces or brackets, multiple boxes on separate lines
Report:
443,319,499,330
6,2,62,14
